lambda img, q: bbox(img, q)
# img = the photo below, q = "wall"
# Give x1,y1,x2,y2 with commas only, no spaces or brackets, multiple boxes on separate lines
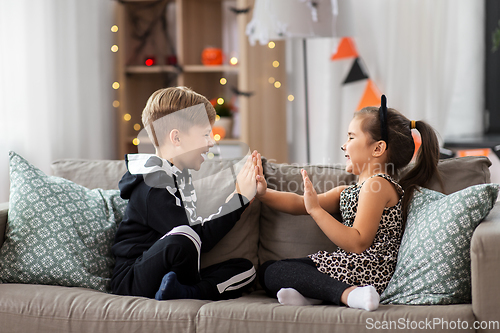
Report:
286,0,485,165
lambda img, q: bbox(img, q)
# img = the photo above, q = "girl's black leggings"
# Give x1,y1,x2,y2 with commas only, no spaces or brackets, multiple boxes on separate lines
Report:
259,257,351,305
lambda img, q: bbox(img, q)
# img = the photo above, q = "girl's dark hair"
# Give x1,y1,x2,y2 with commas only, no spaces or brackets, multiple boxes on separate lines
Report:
354,107,442,224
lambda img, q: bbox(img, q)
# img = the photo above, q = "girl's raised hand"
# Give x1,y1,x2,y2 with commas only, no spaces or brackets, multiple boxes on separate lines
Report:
301,169,320,215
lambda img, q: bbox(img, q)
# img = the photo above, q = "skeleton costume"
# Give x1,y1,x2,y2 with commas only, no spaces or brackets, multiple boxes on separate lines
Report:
111,154,256,299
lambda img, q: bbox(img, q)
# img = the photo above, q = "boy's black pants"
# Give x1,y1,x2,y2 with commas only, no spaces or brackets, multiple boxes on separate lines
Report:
111,226,256,299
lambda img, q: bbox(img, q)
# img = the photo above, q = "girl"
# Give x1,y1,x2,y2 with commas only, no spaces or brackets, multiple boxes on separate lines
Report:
253,96,441,311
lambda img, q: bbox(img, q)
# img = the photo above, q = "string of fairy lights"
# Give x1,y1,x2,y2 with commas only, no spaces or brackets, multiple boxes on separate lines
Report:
110,23,143,147
110,20,296,149
267,41,294,102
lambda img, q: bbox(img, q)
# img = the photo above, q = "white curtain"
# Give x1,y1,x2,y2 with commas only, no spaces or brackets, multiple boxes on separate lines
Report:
287,0,485,164
0,0,115,202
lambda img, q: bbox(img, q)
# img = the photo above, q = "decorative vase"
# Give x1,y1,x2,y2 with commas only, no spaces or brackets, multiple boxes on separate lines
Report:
215,117,233,138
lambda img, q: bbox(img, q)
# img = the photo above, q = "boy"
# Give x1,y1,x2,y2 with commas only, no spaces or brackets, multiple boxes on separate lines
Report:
111,86,257,300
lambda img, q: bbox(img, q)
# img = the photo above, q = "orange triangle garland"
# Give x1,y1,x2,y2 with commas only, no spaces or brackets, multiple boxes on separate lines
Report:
331,37,358,60
357,80,381,111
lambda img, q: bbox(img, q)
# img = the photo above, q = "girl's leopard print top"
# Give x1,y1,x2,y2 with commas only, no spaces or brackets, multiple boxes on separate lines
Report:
309,173,404,294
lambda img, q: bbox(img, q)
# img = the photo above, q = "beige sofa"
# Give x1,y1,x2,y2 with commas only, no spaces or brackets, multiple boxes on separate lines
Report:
0,155,499,333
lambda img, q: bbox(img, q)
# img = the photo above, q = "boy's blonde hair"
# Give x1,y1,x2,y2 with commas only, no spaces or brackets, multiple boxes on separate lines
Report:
142,86,216,148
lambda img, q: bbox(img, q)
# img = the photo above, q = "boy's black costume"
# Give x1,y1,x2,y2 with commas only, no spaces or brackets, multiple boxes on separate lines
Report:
111,154,256,299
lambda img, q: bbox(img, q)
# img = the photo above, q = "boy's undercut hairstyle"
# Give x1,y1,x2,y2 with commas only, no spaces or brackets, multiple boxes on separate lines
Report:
142,86,216,148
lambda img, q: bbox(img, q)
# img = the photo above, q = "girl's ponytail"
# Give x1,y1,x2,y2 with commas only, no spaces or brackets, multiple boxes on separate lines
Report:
399,120,442,222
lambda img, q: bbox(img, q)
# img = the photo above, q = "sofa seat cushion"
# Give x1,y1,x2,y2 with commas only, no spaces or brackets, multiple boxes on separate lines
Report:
0,284,208,333
196,291,475,333
259,160,356,264
259,207,338,264
51,159,127,190
401,156,492,195
191,158,260,270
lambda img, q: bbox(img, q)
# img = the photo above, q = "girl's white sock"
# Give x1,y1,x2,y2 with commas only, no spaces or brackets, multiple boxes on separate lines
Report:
346,286,379,311
277,288,323,306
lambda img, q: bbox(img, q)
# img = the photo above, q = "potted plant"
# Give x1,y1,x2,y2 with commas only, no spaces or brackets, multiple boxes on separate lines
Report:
210,98,236,139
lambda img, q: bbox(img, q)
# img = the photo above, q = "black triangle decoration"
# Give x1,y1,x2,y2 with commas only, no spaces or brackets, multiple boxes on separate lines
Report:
343,57,369,84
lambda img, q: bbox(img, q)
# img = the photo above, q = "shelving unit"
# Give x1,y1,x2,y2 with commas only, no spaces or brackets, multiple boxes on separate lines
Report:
113,0,288,162
125,65,179,74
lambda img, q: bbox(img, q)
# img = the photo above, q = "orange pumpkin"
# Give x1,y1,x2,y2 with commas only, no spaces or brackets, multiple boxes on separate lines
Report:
212,126,226,141
202,47,224,66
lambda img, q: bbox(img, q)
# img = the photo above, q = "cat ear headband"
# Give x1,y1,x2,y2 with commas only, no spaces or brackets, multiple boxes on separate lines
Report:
379,95,389,144
379,95,417,146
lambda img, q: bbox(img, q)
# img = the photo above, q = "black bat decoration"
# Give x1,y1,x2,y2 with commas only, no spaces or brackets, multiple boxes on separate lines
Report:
231,86,254,97
229,7,251,14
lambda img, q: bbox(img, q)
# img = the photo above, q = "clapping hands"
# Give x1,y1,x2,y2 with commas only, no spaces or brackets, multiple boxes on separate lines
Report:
252,151,267,198
234,150,267,202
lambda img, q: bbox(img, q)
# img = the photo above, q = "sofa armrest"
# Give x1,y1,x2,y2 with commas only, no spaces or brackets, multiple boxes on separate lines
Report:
0,202,8,248
471,202,500,332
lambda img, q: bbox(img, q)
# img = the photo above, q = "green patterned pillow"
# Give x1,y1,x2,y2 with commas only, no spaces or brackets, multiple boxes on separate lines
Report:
381,184,499,304
0,151,128,292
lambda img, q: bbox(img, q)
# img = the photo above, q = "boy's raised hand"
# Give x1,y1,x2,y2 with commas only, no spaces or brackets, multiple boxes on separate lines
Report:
235,155,257,201
252,151,267,198
301,169,321,215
